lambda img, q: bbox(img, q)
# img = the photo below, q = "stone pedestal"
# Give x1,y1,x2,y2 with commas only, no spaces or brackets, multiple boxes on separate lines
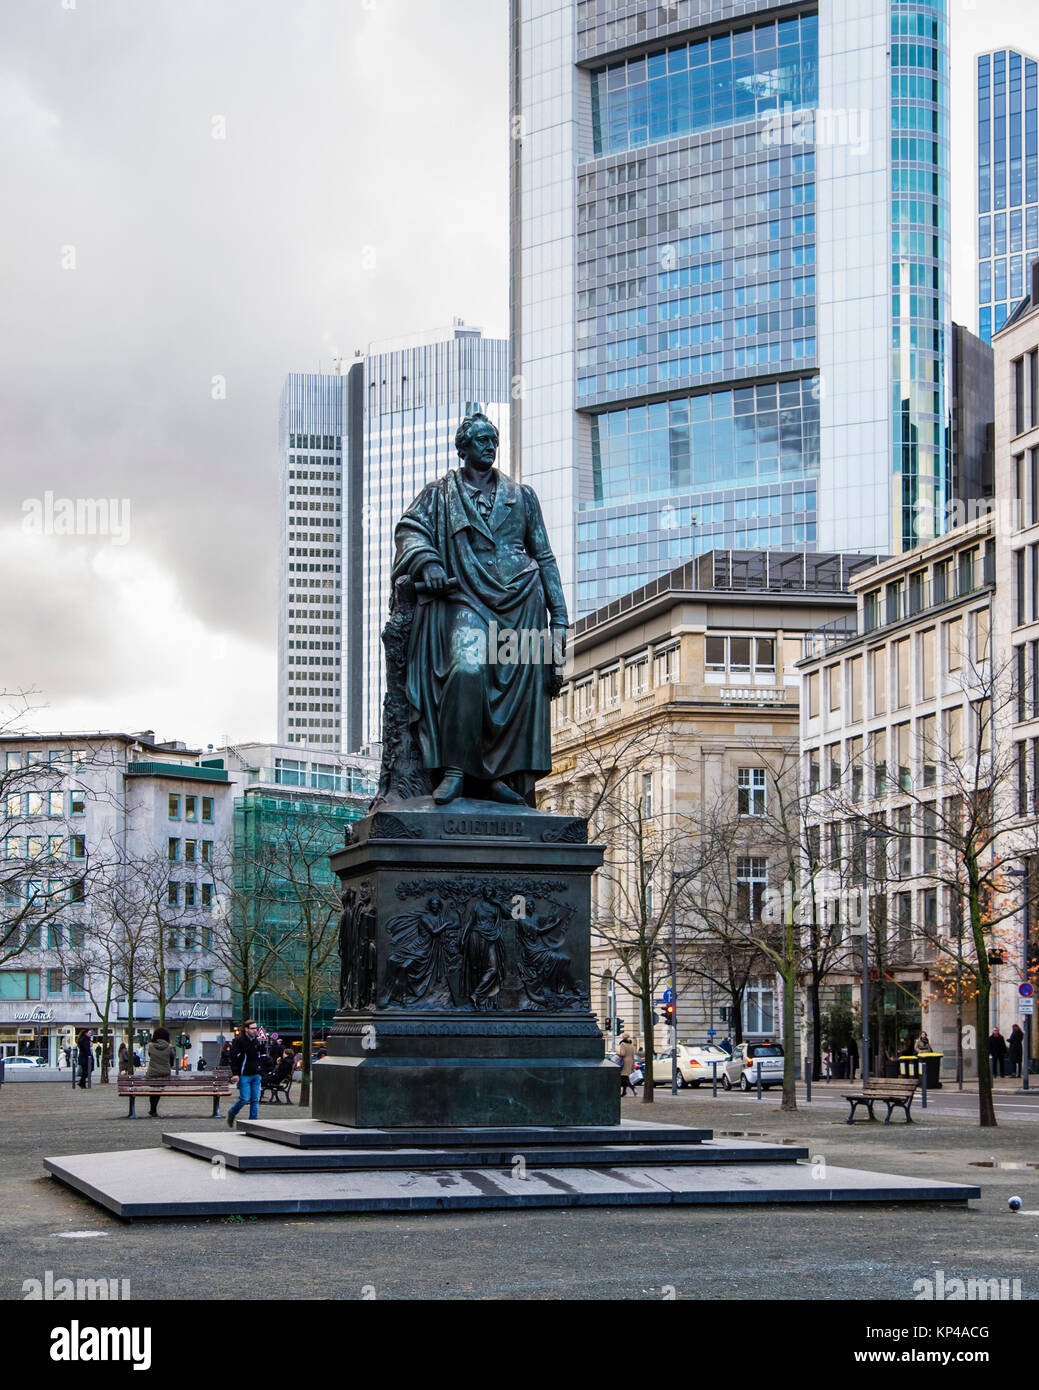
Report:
312,799,619,1129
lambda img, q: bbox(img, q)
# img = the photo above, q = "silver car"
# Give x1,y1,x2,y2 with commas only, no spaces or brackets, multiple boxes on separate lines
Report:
721,1042,785,1091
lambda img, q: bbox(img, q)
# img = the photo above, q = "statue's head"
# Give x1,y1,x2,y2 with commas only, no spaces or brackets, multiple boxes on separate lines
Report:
428,896,442,913
455,412,499,473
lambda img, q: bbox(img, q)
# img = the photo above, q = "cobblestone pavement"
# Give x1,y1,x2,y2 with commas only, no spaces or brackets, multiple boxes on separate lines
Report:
2,1078,1038,1301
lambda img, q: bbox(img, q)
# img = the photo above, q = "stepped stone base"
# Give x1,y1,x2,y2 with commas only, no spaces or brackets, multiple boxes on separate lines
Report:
43,1118,980,1220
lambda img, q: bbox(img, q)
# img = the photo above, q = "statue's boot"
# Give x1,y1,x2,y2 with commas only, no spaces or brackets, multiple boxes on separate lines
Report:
487,779,526,805
432,768,465,804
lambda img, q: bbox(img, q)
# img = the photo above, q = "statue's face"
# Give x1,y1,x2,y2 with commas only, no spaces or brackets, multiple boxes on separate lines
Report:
463,421,498,473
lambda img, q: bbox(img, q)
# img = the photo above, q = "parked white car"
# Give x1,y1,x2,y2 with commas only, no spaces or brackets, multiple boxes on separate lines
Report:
652,1043,730,1088
721,1042,784,1091
2,1055,46,1067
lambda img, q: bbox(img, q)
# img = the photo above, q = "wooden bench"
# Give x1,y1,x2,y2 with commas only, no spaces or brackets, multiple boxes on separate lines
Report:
260,1069,296,1106
118,1068,232,1119
843,1077,919,1125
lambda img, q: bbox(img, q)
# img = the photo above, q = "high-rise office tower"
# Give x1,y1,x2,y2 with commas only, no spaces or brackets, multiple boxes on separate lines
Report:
277,327,509,751
511,0,952,618
277,373,346,750
976,48,1038,344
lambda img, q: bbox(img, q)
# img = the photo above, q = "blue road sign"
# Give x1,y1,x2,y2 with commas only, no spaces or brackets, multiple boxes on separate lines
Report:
1020,982,1034,998
662,988,674,1004
706,1029,716,1037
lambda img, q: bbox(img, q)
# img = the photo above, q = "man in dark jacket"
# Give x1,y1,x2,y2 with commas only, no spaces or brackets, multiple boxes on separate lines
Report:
227,1020,263,1127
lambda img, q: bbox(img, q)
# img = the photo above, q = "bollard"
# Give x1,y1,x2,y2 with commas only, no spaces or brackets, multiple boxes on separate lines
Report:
711,1061,718,1098
921,1063,927,1110
804,1058,811,1104
756,1065,762,1100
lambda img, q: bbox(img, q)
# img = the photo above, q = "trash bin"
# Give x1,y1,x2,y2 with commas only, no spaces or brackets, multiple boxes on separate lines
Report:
917,1051,943,1089
898,1054,920,1079
883,1057,900,1077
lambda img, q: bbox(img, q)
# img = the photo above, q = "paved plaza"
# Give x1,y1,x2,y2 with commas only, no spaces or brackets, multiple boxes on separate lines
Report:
3,1076,1038,1301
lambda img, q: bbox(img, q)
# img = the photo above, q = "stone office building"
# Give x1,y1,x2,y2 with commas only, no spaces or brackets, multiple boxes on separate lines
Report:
541,548,876,1057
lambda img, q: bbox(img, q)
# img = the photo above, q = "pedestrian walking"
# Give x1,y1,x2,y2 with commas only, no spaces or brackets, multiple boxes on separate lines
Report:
847,1037,859,1082
719,1036,733,1056
617,1035,637,1096
145,1028,175,1116
267,1032,284,1064
1008,1024,1025,1079
76,1030,93,1089
988,1028,1007,1078
227,1020,264,1127
218,1040,233,1070
915,1030,931,1053
823,1050,832,1081
118,1042,132,1076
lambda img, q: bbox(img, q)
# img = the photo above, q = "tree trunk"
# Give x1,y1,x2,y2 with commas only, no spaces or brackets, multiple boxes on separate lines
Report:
299,984,312,1107
640,942,655,1103
975,975,996,1127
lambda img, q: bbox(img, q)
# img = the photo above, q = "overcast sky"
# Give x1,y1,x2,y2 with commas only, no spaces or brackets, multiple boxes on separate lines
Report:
1,0,1036,751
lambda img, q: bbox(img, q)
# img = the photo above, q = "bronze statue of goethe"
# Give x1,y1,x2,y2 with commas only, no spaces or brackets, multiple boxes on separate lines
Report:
390,411,568,806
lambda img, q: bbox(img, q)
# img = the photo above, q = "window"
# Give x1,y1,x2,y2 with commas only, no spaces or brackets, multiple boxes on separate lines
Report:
599,668,621,708
807,672,819,718
919,714,937,788
575,682,595,719
201,883,213,909
47,791,63,816
0,970,41,1000
166,969,181,996
184,840,197,865
202,797,214,823
69,835,85,860
654,645,679,685
168,883,179,906
895,639,910,708
807,750,820,794
67,924,84,949
185,795,197,822
756,638,775,671
69,878,85,904
743,978,775,1035
896,807,912,878
183,884,196,908
871,729,887,796
736,857,768,922
68,789,85,817
642,773,654,818
849,736,863,803
945,617,963,672
944,706,963,763
730,638,752,672
201,840,212,865
168,794,180,819
46,923,63,950
974,606,991,663
919,629,935,700
826,743,841,789
47,969,63,995
738,767,766,816
168,838,180,863
871,649,886,715
895,724,911,791
826,665,841,712
47,836,63,858
625,659,649,698
67,969,84,997
922,805,938,873
846,656,861,722
705,636,726,671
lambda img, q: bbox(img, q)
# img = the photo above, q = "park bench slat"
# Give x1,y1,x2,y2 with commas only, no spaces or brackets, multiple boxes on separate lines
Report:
117,1068,232,1118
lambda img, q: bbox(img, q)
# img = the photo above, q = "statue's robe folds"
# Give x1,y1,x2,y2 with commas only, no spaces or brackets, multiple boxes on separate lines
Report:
391,469,568,791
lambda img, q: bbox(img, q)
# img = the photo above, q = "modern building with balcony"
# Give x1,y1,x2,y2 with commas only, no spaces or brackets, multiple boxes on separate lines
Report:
541,548,874,1055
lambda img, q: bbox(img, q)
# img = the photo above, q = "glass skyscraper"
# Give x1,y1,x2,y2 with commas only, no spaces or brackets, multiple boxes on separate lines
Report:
277,328,509,753
511,0,952,618
976,48,1039,344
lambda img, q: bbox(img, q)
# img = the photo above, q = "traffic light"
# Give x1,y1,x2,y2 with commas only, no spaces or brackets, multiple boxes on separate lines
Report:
177,1032,191,1050
615,1019,624,1034
604,1017,611,1030
663,1002,675,1025
651,1012,660,1026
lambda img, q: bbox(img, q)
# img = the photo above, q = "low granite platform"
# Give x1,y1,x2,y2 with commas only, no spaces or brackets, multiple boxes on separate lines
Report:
44,1118,980,1220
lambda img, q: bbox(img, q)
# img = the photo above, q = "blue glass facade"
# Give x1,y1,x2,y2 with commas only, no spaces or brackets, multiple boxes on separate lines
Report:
977,48,1039,343
591,16,819,156
891,0,951,549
